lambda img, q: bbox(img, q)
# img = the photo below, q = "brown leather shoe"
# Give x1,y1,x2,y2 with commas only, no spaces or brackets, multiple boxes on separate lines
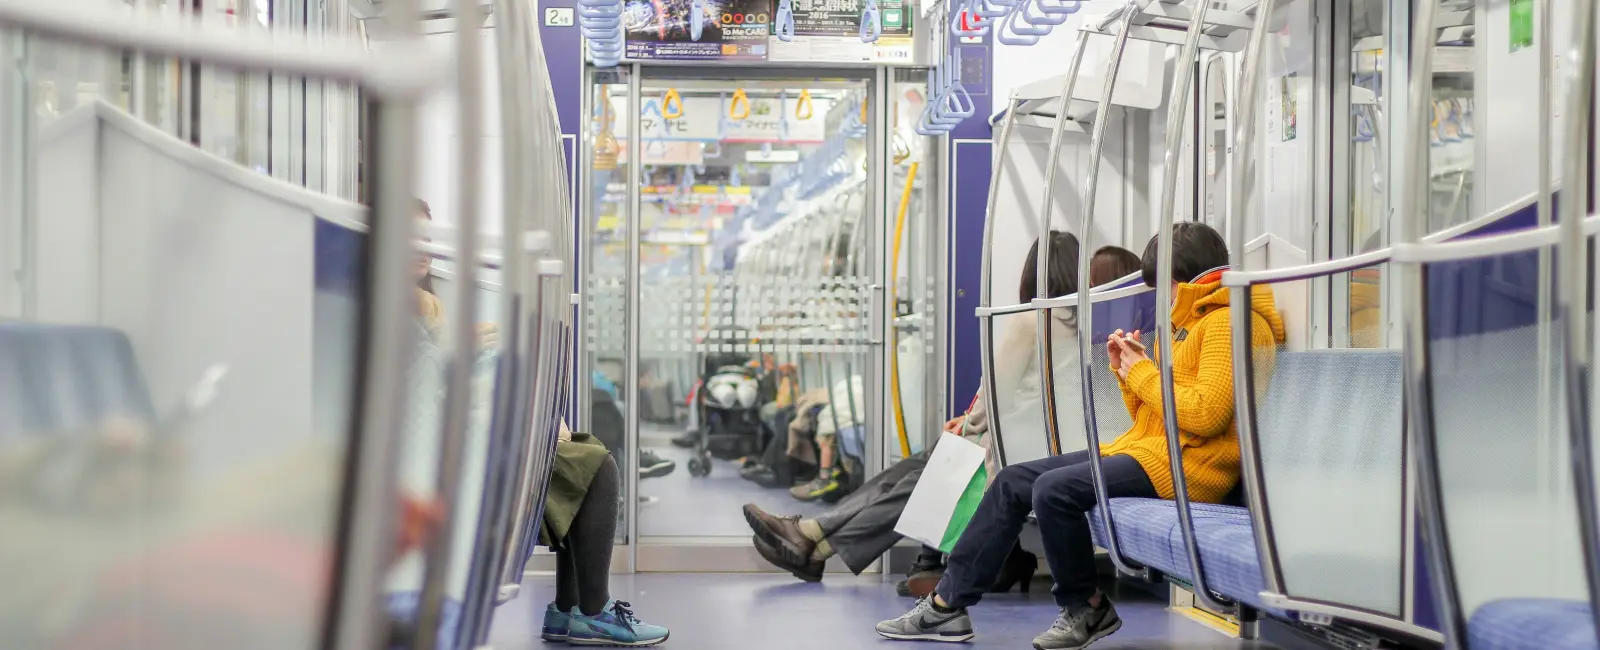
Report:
742,503,816,560
753,534,824,582
902,570,943,598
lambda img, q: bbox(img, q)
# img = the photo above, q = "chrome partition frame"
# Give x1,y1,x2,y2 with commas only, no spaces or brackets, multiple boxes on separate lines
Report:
0,1,446,648
1558,0,1600,644
1145,0,1241,616
1220,250,1444,643
975,95,1022,466
1033,27,1094,460
1055,3,1153,583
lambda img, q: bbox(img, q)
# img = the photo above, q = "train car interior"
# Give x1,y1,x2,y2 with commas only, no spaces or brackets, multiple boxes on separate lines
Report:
4,0,1600,649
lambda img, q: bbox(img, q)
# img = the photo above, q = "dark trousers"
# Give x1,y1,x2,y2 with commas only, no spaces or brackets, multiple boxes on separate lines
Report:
936,450,1157,609
814,449,932,573
555,456,619,616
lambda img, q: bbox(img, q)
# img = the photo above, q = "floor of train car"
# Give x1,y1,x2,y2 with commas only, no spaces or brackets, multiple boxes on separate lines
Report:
637,423,832,537
486,573,1280,649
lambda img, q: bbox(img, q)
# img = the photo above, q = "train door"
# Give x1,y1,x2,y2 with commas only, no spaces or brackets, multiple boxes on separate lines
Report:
576,64,937,572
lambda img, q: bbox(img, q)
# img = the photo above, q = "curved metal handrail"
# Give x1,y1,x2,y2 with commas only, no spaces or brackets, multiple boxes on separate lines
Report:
1222,247,1393,287
1069,1,1148,581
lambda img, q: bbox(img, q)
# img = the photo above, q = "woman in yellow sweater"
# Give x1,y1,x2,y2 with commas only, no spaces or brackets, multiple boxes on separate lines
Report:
877,222,1284,650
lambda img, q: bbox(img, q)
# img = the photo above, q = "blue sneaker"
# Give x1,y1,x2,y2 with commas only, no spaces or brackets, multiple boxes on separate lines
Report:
542,602,571,642
568,600,669,647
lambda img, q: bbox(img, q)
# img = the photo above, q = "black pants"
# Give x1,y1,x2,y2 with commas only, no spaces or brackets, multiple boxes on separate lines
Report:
814,449,931,573
936,450,1157,609
556,455,620,616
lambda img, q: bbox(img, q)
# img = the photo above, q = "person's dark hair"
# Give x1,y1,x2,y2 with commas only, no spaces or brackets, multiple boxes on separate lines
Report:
1018,231,1082,303
1090,246,1141,288
1140,222,1230,288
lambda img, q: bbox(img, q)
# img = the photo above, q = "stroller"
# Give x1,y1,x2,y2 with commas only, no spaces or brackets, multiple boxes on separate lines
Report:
684,352,775,477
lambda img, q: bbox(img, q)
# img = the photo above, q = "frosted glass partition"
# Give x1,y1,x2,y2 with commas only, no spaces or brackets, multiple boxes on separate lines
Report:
1079,284,1157,448
1420,239,1589,624
989,309,1052,466
3,100,369,650
1244,267,1404,617
386,267,504,635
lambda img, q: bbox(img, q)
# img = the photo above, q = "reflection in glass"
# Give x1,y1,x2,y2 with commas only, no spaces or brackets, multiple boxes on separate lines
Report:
1423,244,1587,622
1250,266,1403,615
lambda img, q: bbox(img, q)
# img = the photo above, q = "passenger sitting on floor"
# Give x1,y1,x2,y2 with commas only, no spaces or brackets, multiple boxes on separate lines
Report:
742,235,1139,593
539,419,671,647
876,222,1285,650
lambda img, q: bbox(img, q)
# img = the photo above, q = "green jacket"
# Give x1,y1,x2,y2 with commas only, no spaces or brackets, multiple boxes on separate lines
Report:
540,430,612,547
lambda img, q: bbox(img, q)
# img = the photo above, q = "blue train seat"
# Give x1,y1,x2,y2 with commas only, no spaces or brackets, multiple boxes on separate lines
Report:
1087,349,1402,617
386,591,465,650
1469,599,1597,650
0,323,157,437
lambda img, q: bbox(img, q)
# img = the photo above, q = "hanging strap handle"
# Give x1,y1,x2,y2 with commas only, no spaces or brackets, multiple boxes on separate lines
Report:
661,88,685,119
729,88,752,120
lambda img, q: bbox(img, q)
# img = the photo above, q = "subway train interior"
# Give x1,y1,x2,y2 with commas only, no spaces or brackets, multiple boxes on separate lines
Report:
5,0,1600,649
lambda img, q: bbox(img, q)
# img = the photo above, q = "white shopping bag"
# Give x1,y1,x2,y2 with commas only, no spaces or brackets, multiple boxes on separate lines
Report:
894,432,989,552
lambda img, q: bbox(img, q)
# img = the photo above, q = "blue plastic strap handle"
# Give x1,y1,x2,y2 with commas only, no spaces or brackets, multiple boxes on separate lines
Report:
690,0,706,41
860,0,882,42
1020,0,1067,26
776,0,796,41
779,91,791,141
1004,0,1051,35
993,6,1039,44
972,0,1009,20
1033,0,1080,17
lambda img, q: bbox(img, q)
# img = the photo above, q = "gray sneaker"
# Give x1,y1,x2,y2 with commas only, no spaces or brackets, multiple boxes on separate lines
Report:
875,597,975,642
1031,600,1122,650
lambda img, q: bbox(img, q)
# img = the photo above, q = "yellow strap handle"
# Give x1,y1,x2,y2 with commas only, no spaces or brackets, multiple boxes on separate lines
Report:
662,88,684,120
729,89,751,120
796,89,814,120
888,161,920,458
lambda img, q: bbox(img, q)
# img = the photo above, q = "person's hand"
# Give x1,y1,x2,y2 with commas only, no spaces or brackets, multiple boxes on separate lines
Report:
396,494,443,561
1107,329,1127,370
476,322,499,350
1116,330,1149,379
943,415,966,433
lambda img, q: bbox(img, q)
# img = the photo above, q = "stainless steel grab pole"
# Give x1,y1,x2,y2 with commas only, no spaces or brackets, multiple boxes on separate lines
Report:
1070,1,1145,582
1150,0,1233,616
1036,30,1093,459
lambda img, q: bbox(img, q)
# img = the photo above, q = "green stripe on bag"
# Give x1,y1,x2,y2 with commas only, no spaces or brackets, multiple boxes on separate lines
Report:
938,465,988,553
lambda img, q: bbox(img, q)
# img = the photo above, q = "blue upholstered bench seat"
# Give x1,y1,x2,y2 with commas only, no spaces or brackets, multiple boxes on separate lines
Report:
1089,497,1276,614
386,591,465,650
1469,599,1598,650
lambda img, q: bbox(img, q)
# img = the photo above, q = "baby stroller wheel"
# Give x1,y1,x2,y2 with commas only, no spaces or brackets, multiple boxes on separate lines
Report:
688,455,712,477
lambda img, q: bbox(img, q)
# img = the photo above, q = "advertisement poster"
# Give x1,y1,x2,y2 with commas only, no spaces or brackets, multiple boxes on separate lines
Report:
788,0,910,37
624,0,771,60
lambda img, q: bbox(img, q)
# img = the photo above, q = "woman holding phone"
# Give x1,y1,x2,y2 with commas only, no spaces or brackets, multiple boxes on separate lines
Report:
876,222,1285,650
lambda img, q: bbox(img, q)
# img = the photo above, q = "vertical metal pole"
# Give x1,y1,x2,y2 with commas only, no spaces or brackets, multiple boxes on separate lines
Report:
1225,0,1282,598
1397,1,1472,648
1150,0,1236,615
414,0,486,645
1535,0,1556,509
1036,31,1092,458
869,66,888,479
1071,3,1146,580
1558,0,1600,642
624,62,642,572
977,96,1021,465
328,0,420,646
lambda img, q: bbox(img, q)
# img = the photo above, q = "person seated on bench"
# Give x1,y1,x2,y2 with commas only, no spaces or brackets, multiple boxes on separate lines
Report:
742,236,1137,592
876,223,1285,650
537,420,671,647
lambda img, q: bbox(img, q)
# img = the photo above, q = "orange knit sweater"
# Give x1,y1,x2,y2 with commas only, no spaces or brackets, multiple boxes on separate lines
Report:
1101,273,1286,503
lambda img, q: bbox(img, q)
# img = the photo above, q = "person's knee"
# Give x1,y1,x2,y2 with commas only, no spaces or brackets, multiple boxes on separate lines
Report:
994,464,1035,501
1032,466,1096,514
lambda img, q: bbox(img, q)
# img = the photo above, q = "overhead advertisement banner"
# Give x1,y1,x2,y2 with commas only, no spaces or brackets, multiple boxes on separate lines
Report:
789,0,910,37
624,0,771,60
